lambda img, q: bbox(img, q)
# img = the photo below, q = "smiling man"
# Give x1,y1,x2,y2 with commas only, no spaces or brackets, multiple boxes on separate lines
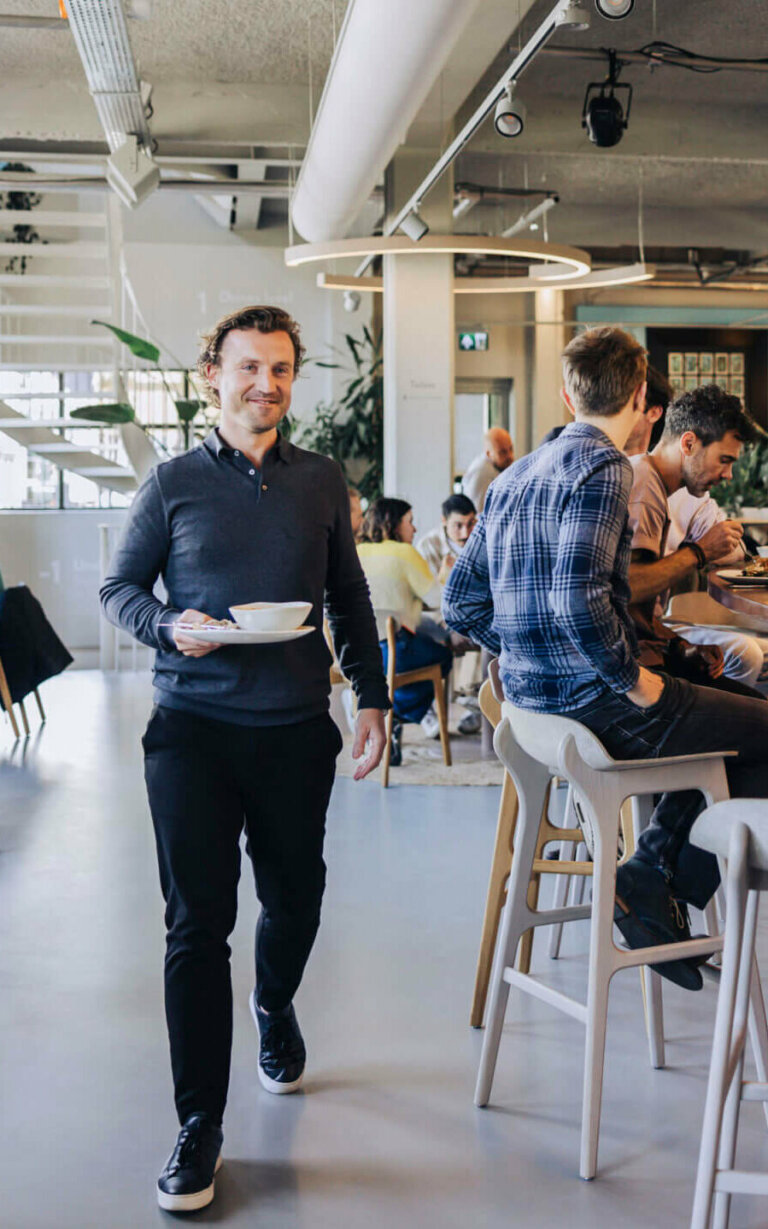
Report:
100,305,388,1213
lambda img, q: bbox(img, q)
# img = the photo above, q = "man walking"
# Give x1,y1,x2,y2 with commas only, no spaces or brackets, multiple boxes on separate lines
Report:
444,326,768,993
101,305,388,1212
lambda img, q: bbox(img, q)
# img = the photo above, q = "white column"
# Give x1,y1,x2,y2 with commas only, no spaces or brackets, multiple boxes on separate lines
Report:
532,287,568,445
383,251,454,532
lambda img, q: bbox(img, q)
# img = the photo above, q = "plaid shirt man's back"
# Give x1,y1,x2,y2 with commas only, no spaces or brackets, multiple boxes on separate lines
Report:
443,422,640,712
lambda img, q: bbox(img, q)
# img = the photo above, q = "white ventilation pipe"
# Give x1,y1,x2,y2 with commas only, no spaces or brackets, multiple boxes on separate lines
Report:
291,0,482,243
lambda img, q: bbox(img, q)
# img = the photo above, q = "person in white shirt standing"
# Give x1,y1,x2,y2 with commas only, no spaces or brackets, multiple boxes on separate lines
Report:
461,427,514,512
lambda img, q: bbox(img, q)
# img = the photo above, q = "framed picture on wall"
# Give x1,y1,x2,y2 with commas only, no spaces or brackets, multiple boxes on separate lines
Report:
731,375,745,398
669,374,684,393
684,352,699,374
699,352,714,376
715,353,730,375
684,375,698,391
668,352,683,375
731,353,745,375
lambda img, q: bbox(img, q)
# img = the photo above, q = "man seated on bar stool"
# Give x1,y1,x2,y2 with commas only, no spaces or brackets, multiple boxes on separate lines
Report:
443,325,768,992
627,382,766,694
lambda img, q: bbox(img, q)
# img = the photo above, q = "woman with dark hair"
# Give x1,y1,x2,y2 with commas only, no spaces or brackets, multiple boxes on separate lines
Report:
358,497,452,765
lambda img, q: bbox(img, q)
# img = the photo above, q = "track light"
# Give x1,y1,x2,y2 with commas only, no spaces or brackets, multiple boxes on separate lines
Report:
494,85,526,138
555,3,591,29
106,134,159,208
595,0,634,18
399,209,429,241
582,51,632,147
342,290,361,313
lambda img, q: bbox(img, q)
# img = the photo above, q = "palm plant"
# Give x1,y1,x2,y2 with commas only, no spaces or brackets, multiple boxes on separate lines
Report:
297,328,383,501
711,436,768,514
70,320,209,450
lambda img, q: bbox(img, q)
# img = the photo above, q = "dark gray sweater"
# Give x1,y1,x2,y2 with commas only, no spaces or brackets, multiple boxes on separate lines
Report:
100,430,388,725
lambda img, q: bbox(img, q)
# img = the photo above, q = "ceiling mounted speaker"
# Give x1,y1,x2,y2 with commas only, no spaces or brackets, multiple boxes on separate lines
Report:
595,0,634,18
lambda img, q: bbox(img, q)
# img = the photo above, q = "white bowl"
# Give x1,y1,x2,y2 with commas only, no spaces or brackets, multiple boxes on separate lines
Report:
229,600,312,632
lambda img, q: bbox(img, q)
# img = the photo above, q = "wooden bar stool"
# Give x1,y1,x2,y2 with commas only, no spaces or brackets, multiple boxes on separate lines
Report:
690,801,768,1229
475,701,735,1180
381,616,451,788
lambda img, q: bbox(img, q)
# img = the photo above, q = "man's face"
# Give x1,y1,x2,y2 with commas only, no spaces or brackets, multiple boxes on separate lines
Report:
443,511,477,548
207,327,295,436
681,429,742,497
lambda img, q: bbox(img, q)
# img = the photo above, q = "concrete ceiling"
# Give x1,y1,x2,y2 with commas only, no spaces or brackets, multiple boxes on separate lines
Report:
1,0,768,260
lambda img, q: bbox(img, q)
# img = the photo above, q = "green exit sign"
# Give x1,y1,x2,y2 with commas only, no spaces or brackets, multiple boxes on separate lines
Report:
458,330,489,352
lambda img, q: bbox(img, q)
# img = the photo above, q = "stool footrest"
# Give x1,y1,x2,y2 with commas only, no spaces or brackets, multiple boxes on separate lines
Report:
613,934,723,971
715,1170,768,1196
741,1081,768,1102
503,968,588,1024
519,903,592,929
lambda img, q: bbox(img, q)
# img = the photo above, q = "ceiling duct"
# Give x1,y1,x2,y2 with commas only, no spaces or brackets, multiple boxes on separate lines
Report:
64,0,151,152
291,0,482,242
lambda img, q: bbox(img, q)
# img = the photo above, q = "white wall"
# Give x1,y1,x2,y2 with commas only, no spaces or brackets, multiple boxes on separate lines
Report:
0,510,126,652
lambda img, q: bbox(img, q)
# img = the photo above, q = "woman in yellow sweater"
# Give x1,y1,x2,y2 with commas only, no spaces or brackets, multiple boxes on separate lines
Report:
357,498,452,764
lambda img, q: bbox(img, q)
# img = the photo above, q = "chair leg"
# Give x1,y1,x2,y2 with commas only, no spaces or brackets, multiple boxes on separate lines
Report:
712,888,758,1229
518,873,540,975
475,764,550,1107
0,657,20,739
691,833,750,1229
470,771,518,1028
548,786,577,960
33,688,45,722
433,672,452,768
630,796,665,1070
580,814,620,1181
381,705,393,788
18,697,30,737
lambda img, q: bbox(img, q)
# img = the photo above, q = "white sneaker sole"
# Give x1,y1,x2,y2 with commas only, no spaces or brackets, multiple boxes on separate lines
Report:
157,1154,222,1212
249,993,305,1095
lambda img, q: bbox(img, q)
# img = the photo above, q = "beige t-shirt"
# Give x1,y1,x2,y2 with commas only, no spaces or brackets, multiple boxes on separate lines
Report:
627,454,672,641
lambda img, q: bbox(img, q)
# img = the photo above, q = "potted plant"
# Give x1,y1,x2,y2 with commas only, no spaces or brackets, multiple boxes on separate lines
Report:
711,436,768,517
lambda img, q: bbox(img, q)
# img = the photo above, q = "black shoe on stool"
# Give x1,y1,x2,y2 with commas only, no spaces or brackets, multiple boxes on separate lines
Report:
157,1112,223,1212
250,992,306,1093
614,858,704,992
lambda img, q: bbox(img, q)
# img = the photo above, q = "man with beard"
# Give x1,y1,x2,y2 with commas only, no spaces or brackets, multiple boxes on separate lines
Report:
626,384,761,690
101,305,388,1212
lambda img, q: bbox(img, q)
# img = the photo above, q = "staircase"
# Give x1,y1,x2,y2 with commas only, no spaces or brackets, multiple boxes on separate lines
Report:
0,187,141,498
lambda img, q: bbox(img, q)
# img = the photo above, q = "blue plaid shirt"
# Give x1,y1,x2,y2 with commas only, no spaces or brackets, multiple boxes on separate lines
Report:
443,422,640,712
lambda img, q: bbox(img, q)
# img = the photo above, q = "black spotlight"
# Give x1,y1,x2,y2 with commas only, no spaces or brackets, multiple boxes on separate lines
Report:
581,50,632,147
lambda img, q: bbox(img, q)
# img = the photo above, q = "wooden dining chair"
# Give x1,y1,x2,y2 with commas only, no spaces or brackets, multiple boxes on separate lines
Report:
381,616,451,787
0,651,20,739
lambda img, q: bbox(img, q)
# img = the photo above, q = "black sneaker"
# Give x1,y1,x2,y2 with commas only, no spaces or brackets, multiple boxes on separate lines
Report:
250,993,306,1094
157,1112,223,1212
614,859,704,991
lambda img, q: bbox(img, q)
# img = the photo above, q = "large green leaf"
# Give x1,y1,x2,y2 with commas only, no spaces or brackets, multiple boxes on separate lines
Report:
91,319,161,364
70,403,136,424
174,398,203,423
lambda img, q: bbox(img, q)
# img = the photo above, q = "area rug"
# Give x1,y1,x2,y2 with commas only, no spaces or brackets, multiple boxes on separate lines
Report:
335,706,504,787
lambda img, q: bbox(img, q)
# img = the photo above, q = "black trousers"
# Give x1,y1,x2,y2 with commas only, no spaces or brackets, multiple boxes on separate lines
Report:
567,672,768,909
142,705,342,1125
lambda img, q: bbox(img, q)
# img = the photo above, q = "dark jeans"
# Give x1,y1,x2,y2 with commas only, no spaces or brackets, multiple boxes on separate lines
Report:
380,628,452,723
142,705,342,1125
567,672,768,910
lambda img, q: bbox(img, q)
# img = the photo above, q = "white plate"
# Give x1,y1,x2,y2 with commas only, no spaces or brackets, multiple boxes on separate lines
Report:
717,569,768,586
176,624,314,645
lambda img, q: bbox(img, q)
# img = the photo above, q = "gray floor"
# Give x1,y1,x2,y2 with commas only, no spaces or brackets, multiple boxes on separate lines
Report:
2,672,768,1228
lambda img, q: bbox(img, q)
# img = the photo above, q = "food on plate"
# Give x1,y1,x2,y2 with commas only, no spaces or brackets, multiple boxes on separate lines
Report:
175,617,237,629
742,557,768,577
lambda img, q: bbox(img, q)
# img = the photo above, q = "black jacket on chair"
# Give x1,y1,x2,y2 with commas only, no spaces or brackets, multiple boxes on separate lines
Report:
0,585,73,707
